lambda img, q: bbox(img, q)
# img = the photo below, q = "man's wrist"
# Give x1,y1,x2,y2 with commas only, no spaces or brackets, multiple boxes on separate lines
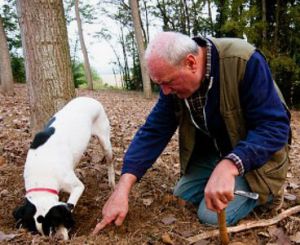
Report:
117,173,137,195
223,153,244,176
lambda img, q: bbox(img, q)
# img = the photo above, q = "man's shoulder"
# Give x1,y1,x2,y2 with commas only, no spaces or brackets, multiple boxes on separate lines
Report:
208,37,255,60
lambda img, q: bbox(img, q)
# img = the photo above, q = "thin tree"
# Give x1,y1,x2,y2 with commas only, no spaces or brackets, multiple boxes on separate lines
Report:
0,15,14,95
129,0,152,98
74,0,93,90
16,0,75,134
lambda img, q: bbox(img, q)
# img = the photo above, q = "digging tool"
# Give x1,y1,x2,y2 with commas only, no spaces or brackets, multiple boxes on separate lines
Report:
217,190,259,245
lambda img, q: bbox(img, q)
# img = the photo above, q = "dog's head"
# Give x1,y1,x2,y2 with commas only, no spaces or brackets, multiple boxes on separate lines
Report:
37,204,75,237
13,198,75,238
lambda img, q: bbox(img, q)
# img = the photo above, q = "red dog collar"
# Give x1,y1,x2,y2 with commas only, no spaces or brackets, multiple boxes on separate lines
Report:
26,188,59,195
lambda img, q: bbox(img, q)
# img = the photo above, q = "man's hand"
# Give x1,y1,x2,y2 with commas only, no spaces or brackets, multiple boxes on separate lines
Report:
204,159,239,212
92,173,137,235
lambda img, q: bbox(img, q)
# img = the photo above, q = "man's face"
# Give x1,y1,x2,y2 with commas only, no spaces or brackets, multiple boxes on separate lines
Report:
147,54,203,99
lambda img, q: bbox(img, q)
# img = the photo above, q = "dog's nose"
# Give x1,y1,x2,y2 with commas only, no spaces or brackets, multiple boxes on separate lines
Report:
54,226,69,240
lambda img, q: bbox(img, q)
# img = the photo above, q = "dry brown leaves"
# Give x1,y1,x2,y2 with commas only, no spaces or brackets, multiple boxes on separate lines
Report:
0,85,299,245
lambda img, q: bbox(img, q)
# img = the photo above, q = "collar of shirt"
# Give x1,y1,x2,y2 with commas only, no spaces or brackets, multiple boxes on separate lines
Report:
184,37,213,134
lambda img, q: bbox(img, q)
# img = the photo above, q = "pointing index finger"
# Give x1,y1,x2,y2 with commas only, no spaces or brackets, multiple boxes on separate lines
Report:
92,219,110,235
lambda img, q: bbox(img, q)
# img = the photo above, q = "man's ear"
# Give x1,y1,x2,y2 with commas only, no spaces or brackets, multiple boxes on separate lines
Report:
185,54,197,72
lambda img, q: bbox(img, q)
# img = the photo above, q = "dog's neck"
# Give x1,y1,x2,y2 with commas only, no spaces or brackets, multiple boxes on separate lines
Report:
26,192,62,225
26,188,59,196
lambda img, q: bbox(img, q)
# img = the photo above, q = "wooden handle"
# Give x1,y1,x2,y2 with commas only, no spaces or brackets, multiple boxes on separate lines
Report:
217,209,230,245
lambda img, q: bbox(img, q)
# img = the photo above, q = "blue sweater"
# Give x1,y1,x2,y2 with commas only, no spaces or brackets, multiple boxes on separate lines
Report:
122,44,290,181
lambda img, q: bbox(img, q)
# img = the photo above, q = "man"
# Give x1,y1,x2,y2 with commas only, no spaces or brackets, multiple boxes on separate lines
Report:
93,32,290,234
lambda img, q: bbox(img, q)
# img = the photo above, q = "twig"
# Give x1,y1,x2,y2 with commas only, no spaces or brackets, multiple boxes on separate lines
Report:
187,205,300,244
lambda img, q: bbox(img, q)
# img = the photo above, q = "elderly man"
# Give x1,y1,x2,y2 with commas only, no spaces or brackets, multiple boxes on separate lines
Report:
93,32,290,234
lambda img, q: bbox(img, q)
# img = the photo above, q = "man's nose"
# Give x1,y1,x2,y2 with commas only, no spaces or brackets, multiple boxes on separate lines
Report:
161,85,172,95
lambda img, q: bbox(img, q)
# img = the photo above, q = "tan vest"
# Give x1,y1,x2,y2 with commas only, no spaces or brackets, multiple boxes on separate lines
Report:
176,37,290,204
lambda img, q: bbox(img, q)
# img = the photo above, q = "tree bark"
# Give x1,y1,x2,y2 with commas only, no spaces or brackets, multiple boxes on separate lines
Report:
207,0,214,35
129,0,152,98
261,0,267,47
16,0,75,134
0,15,14,96
274,0,280,52
75,0,93,90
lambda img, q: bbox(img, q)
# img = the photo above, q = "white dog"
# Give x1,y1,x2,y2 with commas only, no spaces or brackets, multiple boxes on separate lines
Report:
13,97,115,240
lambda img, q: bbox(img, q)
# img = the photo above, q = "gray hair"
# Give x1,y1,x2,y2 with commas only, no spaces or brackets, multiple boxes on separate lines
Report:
145,31,199,66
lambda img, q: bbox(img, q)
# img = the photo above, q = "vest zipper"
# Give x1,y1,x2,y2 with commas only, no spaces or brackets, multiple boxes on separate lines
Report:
185,76,221,156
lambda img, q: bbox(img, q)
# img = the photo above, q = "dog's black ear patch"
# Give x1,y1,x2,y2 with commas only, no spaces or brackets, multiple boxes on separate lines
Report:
42,205,75,236
13,198,37,232
30,127,55,149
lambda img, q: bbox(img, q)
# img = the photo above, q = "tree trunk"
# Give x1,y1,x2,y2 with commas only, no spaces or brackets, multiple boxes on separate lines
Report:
274,0,280,52
182,0,190,36
207,0,214,35
262,0,267,47
16,0,75,134
129,0,152,98
75,0,93,90
0,15,14,96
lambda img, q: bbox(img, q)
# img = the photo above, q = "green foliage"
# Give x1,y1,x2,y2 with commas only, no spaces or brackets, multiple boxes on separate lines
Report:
1,0,21,53
72,62,86,88
10,55,26,83
71,61,102,88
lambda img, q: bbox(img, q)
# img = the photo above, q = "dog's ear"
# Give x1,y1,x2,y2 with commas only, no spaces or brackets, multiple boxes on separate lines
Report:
12,198,37,232
45,205,75,229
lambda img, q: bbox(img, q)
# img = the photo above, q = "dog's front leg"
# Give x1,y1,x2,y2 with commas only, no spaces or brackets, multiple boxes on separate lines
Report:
63,173,85,207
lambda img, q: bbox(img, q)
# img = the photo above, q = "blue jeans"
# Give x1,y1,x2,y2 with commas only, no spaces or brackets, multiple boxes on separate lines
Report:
173,153,258,226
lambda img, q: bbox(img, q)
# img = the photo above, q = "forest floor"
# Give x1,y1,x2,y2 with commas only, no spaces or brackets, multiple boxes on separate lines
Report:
0,84,300,245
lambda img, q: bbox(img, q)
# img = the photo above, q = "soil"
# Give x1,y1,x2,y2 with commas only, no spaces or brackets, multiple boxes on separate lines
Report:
0,84,299,245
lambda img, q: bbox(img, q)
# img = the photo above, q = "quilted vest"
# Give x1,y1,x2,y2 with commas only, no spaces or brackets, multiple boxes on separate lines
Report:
176,37,290,204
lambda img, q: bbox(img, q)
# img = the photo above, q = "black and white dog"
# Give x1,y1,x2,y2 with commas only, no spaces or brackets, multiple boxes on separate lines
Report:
13,97,115,240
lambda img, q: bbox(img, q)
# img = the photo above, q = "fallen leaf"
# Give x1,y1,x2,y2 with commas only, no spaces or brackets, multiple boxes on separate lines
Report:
288,182,300,189
161,232,174,245
161,215,177,225
194,240,209,245
268,226,291,245
142,198,153,207
179,230,194,238
290,232,300,243
0,156,5,166
162,194,176,204
177,198,186,207
0,231,18,241
284,192,297,201
0,189,9,197
258,231,270,238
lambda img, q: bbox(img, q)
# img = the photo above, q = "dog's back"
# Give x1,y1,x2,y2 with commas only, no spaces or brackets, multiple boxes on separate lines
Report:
24,97,112,190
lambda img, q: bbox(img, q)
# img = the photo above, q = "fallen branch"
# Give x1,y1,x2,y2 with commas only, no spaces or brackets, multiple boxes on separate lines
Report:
187,205,300,244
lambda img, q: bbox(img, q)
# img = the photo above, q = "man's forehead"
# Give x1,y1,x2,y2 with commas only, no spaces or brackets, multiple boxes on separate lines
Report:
148,58,173,75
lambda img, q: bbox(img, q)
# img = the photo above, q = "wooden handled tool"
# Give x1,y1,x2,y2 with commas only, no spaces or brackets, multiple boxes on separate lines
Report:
217,209,229,245
217,190,259,244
